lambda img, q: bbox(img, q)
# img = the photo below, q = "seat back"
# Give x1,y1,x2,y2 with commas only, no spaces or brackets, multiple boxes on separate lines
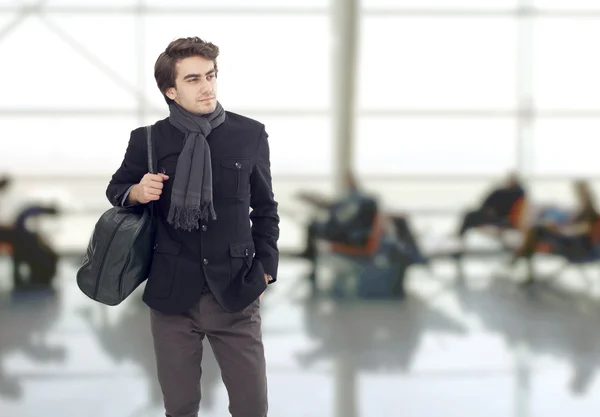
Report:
589,217,600,245
0,243,12,255
0,226,13,255
330,212,384,256
535,216,600,256
508,196,526,229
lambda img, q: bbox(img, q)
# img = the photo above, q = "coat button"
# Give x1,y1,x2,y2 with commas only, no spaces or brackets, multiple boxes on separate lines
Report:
244,248,249,256
203,259,208,265
201,225,207,232
154,243,158,249
234,162,242,169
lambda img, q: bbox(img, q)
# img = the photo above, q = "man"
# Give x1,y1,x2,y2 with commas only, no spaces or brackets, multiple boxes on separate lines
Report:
457,172,526,238
298,171,423,264
297,171,422,297
106,37,279,417
297,171,368,259
11,204,59,290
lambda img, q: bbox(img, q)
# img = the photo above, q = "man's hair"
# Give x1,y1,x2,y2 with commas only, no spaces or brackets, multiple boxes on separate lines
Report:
154,37,220,104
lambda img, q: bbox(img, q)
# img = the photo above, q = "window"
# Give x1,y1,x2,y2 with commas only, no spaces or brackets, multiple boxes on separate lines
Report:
0,116,138,175
145,0,329,9
534,0,600,10
19,0,330,8
533,18,600,110
530,119,600,176
45,0,138,6
358,17,517,110
362,0,517,9
355,117,517,175
0,16,138,109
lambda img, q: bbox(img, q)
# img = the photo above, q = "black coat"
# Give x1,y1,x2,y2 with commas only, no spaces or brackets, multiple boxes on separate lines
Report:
106,112,280,314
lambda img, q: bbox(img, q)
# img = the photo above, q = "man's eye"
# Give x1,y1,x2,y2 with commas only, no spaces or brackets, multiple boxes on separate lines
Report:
207,75,214,80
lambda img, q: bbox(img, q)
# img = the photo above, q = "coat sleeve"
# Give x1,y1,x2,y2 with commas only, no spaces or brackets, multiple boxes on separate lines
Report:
249,126,280,282
106,128,148,207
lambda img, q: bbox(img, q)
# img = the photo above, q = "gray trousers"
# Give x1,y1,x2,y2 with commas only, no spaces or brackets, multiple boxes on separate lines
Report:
150,293,267,417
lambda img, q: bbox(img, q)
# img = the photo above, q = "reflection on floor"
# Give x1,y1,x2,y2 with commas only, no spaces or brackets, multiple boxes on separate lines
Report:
2,257,600,417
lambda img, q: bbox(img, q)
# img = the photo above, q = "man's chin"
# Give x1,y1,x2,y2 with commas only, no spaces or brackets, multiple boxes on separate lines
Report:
191,105,215,115
198,101,216,114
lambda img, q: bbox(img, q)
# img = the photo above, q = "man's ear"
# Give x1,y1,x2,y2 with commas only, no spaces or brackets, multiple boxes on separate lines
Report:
165,87,177,101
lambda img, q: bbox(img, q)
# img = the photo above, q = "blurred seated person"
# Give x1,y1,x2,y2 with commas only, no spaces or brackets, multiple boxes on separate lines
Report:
0,175,10,193
457,172,525,238
13,205,59,231
513,180,599,285
11,204,59,290
0,175,13,256
298,171,373,260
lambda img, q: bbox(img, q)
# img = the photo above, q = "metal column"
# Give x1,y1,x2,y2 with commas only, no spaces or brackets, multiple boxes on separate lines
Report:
516,0,535,179
331,0,360,413
332,0,359,196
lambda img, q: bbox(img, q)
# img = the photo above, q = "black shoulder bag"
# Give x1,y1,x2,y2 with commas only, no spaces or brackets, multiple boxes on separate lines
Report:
77,126,157,305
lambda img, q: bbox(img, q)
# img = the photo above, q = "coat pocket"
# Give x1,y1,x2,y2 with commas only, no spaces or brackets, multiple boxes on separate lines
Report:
219,158,251,198
229,239,255,281
146,239,181,299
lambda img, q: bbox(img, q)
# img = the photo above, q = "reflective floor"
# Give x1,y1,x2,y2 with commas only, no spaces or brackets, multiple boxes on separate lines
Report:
2,256,600,417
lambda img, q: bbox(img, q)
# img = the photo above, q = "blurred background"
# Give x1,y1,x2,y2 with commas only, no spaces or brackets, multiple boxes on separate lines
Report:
2,0,600,416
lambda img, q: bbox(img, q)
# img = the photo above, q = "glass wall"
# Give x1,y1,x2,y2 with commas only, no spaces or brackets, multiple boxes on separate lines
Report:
1,0,598,223
0,1,332,177
357,0,600,218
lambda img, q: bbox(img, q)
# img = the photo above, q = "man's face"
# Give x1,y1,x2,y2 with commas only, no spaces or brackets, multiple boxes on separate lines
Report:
166,55,218,115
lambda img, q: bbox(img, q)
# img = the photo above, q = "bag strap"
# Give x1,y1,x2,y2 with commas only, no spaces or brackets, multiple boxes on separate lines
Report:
145,125,157,216
145,125,155,174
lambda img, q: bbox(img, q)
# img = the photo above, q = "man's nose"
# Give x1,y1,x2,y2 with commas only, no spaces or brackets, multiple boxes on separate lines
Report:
199,79,212,95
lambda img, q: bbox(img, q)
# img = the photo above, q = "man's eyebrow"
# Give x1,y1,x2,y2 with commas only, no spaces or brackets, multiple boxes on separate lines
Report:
183,69,216,80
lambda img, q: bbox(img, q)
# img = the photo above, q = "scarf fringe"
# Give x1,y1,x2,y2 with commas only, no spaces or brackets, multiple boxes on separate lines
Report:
167,205,201,232
167,202,217,231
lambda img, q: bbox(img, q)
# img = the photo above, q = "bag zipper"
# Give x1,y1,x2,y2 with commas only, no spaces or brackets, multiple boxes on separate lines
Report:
93,215,128,300
117,212,152,297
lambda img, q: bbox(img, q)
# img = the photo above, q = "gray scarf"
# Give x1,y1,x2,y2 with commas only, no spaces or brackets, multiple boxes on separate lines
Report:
167,101,226,231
